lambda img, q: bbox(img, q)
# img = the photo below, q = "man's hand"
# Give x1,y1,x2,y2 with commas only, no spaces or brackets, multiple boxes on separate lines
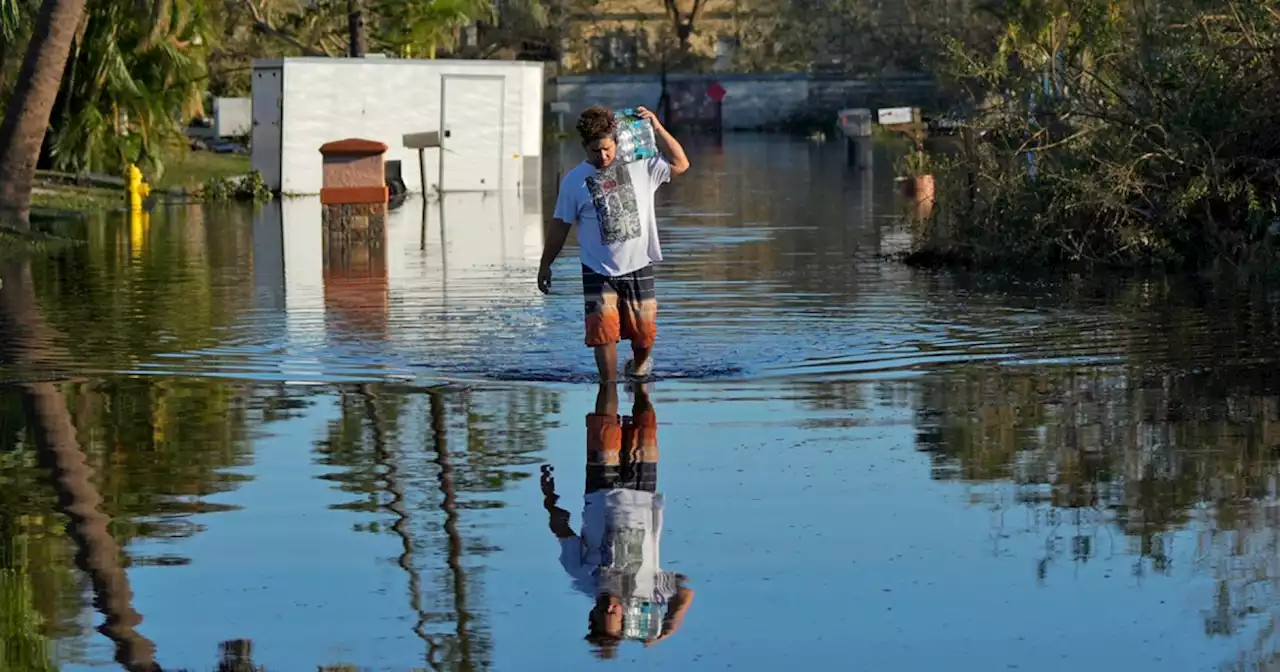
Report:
635,106,664,132
537,264,552,294
646,575,693,647
636,105,689,177
541,465,575,538
548,505,572,537
540,464,557,500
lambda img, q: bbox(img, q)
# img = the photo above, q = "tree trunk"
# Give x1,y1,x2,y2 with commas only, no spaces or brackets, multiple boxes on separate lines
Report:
347,0,367,57
0,262,161,672
662,0,703,57
0,0,89,233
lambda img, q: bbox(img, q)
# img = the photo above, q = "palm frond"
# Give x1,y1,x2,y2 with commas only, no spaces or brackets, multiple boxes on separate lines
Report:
0,0,25,42
46,0,210,174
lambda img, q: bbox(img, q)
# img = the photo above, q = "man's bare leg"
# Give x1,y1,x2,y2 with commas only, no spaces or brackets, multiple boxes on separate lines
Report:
627,343,653,378
594,343,619,382
595,382,619,416
629,380,652,415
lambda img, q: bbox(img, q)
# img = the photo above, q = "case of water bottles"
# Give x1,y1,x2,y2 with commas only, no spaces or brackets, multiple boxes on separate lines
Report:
613,108,660,165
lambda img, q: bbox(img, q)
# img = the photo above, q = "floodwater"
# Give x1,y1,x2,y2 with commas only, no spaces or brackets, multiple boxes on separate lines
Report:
3,137,1280,671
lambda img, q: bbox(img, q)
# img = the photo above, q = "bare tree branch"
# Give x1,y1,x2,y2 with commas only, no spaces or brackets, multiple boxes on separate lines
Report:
243,0,330,56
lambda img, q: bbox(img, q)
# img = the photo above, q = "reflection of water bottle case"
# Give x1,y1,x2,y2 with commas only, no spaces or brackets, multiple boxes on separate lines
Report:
613,109,659,165
622,597,665,641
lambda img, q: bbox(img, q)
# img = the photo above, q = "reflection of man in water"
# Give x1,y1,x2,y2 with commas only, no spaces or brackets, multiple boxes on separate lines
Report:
541,382,695,658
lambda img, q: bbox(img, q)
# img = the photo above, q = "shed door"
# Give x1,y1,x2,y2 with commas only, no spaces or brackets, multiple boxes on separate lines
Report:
251,68,283,192
440,76,504,192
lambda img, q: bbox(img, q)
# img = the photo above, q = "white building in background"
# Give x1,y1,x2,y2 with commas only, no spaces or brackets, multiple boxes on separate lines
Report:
250,57,544,197
213,97,252,138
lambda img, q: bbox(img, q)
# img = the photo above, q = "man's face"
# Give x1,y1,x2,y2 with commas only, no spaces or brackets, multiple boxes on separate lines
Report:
584,136,617,169
590,595,624,637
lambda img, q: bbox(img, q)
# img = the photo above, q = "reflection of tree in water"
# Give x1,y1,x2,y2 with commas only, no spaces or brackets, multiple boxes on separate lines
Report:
0,260,169,671
314,383,558,671
20,206,257,373
53,378,256,549
1,256,275,669
0,396,83,666
0,378,310,662
913,362,1280,667
794,379,870,415
0,528,62,672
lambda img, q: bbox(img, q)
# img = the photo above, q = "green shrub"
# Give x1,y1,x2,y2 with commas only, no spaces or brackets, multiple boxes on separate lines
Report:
910,0,1280,270
199,171,273,203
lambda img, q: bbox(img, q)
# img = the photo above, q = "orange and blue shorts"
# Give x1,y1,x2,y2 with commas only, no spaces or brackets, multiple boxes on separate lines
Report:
581,264,657,349
586,409,658,493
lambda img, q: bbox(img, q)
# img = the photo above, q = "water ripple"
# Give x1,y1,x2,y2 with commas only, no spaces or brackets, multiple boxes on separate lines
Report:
3,139,1277,392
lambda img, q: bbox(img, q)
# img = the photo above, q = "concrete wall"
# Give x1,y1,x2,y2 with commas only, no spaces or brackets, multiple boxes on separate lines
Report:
551,73,939,130
807,75,938,116
552,76,664,117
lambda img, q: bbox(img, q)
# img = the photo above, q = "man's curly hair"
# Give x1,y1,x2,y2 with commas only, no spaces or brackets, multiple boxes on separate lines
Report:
576,105,617,144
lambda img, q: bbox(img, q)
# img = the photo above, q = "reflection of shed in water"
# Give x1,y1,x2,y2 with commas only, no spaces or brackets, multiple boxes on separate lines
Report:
261,186,544,359
436,191,542,270
384,189,543,282
378,188,547,354
322,227,389,337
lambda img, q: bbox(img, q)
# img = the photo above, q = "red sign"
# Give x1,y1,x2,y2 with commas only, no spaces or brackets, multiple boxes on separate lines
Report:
706,81,727,103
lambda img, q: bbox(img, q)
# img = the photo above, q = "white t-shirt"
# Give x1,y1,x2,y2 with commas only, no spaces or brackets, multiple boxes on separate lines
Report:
553,157,671,277
559,489,679,604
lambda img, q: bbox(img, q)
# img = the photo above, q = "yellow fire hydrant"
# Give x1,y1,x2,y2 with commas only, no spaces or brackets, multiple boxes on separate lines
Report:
127,163,151,212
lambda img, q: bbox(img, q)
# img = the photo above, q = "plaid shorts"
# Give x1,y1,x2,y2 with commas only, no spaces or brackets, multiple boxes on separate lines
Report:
582,264,657,348
585,409,659,494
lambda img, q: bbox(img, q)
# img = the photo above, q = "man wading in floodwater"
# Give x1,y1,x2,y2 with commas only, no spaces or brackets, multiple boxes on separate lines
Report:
541,382,695,657
537,105,690,382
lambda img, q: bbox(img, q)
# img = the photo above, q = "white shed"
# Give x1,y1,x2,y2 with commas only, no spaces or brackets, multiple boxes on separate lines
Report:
251,57,545,196
213,97,252,138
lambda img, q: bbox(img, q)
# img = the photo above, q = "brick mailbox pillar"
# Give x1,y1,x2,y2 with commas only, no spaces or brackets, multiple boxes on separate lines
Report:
319,138,390,240
324,238,389,338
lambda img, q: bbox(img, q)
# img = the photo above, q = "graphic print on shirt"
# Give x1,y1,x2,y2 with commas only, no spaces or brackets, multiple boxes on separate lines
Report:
606,525,646,572
586,164,641,245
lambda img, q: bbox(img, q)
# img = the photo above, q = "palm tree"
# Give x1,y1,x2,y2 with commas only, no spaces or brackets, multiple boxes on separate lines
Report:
0,0,89,233
48,0,211,178
0,0,212,185
0,0,34,41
